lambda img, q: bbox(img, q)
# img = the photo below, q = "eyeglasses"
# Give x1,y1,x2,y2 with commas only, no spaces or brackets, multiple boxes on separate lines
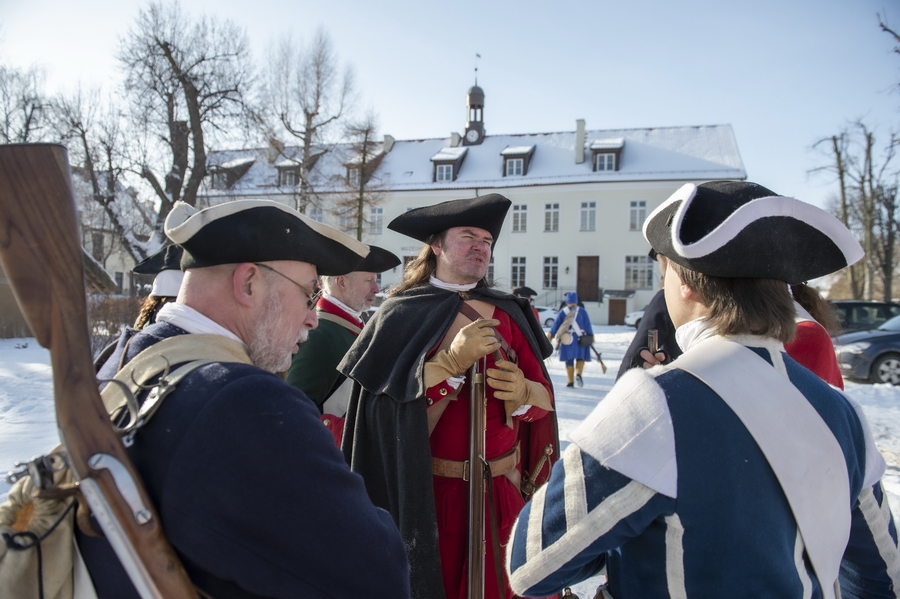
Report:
253,263,322,310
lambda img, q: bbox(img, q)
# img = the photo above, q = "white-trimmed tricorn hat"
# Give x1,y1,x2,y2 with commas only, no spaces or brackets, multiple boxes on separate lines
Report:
165,200,369,276
643,181,864,284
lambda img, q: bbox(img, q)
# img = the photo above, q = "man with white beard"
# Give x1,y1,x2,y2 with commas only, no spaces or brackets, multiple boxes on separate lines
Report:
83,199,411,599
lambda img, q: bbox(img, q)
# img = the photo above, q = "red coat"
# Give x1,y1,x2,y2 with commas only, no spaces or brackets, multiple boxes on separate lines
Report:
426,305,555,599
785,319,843,389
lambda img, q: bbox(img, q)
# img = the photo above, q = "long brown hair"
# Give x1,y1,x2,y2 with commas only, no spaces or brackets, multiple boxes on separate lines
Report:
790,283,840,335
669,262,796,343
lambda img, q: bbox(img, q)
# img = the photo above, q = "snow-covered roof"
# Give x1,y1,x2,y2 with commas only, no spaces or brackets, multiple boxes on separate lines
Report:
590,138,625,150
430,147,468,162
500,145,535,155
217,156,256,170
201,123,746,197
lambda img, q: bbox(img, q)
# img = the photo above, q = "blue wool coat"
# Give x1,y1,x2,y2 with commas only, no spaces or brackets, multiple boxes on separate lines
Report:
79,322,410,599
549,305,593,362
507,334,899,599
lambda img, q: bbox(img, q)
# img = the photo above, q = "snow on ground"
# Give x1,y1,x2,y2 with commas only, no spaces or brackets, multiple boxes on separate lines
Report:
2,326,900,596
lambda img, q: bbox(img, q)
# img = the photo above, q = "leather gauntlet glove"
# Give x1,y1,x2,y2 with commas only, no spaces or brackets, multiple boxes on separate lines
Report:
487,359,554,419
424,319,501,387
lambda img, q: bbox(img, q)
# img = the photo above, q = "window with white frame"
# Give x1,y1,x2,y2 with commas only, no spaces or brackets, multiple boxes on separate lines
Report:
595,153,616,171
279,169,299,186
625,254,654,289
338,207,354,233
511,256,526,288
506,158,524,176
543,256,558,289
629,200,647,231
369,207,383,235
544,203,559,232
580,201,596,231
309,207,324,223
512,204,527,232
348,167,360,187
436,164,453,181
211,171,228,189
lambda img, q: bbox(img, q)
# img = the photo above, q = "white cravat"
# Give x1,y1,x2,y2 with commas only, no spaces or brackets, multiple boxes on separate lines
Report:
155,303,244,345
429,275,477,292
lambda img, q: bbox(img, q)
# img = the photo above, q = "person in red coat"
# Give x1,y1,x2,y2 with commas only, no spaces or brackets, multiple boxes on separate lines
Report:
340,194,559,599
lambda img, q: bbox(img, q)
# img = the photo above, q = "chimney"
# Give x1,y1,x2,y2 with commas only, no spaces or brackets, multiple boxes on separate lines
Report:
267,137,285,163
575,119,586,164
383,134,395,153
450,132,461,147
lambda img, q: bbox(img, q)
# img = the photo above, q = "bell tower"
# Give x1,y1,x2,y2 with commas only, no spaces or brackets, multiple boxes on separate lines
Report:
463,84,485,146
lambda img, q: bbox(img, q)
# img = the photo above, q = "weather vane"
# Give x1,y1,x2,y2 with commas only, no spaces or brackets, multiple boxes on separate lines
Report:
475,52,481,84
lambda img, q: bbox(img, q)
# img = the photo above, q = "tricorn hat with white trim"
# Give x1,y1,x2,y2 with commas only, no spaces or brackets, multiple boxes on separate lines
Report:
643,181,863,284
165,200,369,276
388,193,511,243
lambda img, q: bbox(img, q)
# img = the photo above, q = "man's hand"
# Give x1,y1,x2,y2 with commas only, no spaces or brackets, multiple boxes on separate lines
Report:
446,319,501,374
633,348,668,369
487,359,553,417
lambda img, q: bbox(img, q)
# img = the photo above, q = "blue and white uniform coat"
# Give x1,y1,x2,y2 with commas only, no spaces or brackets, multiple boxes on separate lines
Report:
507,320,900,599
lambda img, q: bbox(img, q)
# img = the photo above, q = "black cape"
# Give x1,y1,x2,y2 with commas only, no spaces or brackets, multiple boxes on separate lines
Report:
338,284,556,599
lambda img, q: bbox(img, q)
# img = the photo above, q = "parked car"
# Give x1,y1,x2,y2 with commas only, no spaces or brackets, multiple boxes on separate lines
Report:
834,314,900,384
830,300,900,334
534,305,556,327
624,308,646,328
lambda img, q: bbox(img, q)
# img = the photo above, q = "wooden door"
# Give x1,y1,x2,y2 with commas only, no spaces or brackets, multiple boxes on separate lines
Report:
608,299,626,325
577,256,599,302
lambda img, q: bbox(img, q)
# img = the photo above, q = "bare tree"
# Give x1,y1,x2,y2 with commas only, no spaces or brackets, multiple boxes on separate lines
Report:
813,121,899,300
333,112,386,241
0,63,46,142
50,87,158,264
117,1,254,223
264,28,355,212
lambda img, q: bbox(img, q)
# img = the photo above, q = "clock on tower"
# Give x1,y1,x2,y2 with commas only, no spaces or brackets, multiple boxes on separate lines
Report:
462,84,485,146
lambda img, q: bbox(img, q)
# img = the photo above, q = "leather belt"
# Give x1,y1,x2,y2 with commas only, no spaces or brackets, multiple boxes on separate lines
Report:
432,445,520,481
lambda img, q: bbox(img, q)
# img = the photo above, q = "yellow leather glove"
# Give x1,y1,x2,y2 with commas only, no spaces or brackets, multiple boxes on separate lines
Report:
487,359,554,419
546,331,553,341
425,319,501,386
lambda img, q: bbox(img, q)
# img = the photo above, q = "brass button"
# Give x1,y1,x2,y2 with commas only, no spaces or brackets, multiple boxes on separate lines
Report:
426,398,433,405
439,387,449,396
323,419,331,426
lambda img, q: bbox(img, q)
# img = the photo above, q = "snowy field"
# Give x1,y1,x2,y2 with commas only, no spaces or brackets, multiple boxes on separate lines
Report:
2,325,900,597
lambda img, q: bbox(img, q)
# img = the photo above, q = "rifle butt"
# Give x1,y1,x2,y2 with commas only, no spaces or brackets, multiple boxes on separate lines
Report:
0,144,197,599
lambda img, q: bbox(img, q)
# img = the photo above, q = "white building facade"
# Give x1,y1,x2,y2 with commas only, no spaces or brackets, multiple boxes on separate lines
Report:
201,86,746,324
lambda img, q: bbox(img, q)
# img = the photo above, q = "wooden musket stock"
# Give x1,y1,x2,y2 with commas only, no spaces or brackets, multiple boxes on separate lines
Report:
466,355,487,599
0,144,197,598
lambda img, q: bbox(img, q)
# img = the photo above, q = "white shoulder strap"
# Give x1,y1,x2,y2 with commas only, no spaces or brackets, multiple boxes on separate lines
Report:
675,337,849,598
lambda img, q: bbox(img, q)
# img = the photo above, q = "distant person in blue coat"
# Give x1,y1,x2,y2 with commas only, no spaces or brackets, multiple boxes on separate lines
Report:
508,181,899,599
548,291,593,387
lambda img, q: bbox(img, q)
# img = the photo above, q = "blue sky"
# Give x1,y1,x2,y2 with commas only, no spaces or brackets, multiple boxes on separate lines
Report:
2,0,898,209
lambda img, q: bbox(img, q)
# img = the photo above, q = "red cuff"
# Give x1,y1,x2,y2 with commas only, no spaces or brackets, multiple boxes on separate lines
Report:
425,381,455,407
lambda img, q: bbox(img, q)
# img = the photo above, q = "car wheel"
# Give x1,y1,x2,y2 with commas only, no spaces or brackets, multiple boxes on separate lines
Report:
871,353,900,385
634,318,641,328
544,317,554,327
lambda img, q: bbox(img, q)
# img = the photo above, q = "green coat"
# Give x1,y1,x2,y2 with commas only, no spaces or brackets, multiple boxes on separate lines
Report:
286,315,358,411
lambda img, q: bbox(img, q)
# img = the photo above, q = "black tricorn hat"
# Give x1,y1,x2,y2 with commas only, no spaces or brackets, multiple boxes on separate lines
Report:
387,193,511,243
355,245,401,273
165,200,369,276
643,181,863,284
513,286,538,297
132,244,183,275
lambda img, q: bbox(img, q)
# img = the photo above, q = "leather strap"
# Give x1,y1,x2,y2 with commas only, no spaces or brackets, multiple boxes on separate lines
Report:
457,301,517,364
317,311,363,335
432,445,520,480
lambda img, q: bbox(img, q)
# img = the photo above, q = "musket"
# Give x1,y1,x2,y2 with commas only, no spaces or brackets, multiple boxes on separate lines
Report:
589,344,607,374
0,144,197,598
466,354,488,599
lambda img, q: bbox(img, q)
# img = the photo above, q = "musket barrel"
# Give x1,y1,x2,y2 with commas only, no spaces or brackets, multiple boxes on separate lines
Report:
466,355,487,599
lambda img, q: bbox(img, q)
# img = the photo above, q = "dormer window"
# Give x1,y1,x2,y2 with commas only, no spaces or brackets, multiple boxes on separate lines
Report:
590,138,624,172
208,156,255,189
430,146,468,182
501,145,535,177
506,159,523,176
348,167,360,187
275,159,302,187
